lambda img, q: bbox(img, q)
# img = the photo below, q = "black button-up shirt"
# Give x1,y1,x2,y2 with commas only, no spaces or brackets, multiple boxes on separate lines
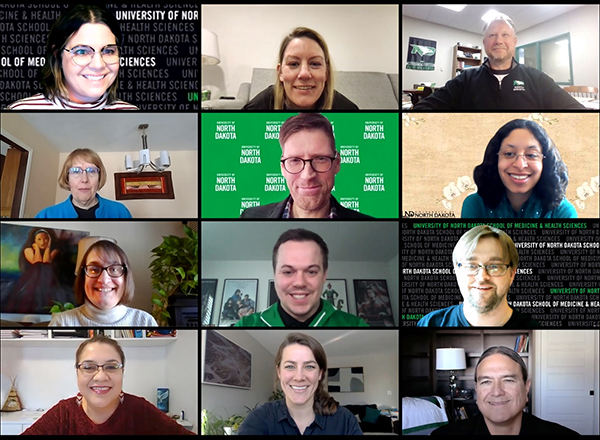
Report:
237,399,363,435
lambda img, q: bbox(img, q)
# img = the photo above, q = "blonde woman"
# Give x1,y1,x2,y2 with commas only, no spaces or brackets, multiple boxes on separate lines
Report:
243,27,358,110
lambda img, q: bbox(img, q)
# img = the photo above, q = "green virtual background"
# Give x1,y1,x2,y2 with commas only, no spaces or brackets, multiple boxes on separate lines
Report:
201,113,399,218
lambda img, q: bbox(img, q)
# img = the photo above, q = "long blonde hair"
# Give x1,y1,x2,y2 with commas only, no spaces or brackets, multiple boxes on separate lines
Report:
274,27,335,110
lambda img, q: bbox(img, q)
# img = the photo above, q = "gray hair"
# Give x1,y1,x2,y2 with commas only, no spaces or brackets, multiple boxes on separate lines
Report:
483,15,516,35
452,225,519,269
475,346,528,383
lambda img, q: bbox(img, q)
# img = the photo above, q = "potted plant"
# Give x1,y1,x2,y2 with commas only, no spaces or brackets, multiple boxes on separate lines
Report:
149,224,198,326
269,389,284,401
201,409,227,435
224,414,245,435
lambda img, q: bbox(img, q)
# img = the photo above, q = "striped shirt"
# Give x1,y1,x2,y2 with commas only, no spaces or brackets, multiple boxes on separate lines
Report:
6,93,138,110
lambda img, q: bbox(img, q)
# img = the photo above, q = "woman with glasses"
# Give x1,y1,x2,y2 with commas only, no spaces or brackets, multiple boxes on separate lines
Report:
462,119,577,218
22,335,193,434
36,148,132,218
49,239,157,326
7,5,138,110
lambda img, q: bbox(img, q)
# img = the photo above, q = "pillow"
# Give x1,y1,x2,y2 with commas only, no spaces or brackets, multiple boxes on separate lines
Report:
362,406,380,424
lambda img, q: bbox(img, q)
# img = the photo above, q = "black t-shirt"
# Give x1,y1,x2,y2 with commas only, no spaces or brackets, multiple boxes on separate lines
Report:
431,412,580,435
72,200,99,218
278,301,323,328
242,85,359,110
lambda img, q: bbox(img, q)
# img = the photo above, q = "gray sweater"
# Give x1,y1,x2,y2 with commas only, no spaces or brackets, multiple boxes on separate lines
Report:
49,301,158,326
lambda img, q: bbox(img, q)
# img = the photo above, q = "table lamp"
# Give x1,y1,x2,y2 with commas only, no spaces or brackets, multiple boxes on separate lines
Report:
201,28,221,101
436,348,466,422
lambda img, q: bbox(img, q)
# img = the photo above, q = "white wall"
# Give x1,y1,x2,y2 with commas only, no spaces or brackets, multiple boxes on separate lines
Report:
0,330,198,433
201,330,399,424
402,5,599,90
54,151,198,219
517,5,599,88
1,220,187,317
202,5,399,98
202,259,398,326
402,16,483,89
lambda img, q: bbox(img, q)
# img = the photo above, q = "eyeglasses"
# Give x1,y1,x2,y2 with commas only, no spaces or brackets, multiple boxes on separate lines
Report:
281,155,337,174
68,167,100,177
84,264,126,278
63,45,120,66
457,262,511,276
76,362,123,374
497,151,545,163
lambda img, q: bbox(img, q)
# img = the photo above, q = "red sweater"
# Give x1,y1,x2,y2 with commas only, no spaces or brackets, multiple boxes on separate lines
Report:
21,393,196,435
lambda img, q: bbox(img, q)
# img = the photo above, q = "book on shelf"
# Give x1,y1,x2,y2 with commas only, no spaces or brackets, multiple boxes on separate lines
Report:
514,334,529,353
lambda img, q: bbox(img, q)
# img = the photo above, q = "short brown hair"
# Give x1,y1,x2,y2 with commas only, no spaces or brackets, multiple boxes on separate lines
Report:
76,334,126,368
58,148,107,191
274,333,338,415
279,113,337,157
74,240,134,306
272,228,329,273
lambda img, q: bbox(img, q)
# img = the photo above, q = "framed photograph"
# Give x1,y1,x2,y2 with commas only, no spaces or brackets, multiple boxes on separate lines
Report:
267,279,277,307
321,279,348,313
202,331,252,389
328,366,365,393
219,279,258,326
0,224,89,314
353,279,394,327
201,279,218,326
114,171,174,200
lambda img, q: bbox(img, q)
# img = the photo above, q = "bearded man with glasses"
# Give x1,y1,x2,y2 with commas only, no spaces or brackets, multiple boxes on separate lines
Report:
417,225,540,327
241,113,373,218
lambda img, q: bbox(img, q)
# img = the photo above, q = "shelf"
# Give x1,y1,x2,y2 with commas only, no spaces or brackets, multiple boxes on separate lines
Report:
0,337,177,347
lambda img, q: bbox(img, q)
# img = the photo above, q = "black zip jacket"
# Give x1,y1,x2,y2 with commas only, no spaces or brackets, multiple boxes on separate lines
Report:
413,58,585,110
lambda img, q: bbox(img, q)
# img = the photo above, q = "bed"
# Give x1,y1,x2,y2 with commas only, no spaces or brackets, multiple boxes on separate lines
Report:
401,396,448,435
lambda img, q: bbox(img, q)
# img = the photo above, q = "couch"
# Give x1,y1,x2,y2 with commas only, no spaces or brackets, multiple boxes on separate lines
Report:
202,68,399,110
343,404,399,435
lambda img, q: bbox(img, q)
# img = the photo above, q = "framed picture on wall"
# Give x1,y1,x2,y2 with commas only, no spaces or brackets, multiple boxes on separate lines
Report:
267,279,277,307
321,279,348,313
201,279,218,326
353,279,394,327
218,279,258,326
202,330,252,389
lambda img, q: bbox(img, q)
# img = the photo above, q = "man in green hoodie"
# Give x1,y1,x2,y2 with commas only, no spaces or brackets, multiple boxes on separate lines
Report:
235,228,368,327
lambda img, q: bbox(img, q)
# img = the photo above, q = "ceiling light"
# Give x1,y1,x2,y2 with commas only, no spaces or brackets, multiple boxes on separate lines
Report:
437,5,467,12
481,9,508,23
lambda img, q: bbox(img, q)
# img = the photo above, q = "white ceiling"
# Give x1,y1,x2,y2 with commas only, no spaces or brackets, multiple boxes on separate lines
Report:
1,113,197,152
402,4,586,35
239,329,398,357
201,222,398,263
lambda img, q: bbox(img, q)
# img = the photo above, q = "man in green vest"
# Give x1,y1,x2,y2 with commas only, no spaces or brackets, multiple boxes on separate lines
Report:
235,228,368,327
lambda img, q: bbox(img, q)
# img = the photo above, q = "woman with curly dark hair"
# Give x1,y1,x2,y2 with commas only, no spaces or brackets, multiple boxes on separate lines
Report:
237,333,362,435
462,119,577,218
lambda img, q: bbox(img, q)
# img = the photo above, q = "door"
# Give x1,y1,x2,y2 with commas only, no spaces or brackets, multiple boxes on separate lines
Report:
536,330,597,435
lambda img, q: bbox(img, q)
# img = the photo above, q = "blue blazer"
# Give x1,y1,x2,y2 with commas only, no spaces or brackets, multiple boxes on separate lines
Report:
35,194,132,218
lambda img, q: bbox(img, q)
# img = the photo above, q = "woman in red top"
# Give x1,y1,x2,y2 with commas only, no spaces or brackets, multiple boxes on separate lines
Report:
21,335,195,435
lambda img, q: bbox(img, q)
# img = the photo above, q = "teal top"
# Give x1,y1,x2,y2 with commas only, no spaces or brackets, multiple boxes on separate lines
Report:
461,192,577,219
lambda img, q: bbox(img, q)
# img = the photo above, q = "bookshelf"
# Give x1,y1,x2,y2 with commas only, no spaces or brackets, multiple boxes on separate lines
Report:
0,330,177,347
452,44,483,78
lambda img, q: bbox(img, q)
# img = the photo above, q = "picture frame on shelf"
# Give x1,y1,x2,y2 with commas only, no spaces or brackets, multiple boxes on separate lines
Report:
202,330,252,389
353,279,394,327
218,279,258,326
201,278,218,326
321,279,348,313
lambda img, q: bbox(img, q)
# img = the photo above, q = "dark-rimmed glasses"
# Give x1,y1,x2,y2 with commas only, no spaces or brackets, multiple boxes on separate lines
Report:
76,362,123,374
457,262,511,277
63,45,120,66
281,155,337,174
84,264,126,278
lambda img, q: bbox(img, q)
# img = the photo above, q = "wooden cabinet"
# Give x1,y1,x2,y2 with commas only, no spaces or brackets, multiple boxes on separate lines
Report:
452,45,483,78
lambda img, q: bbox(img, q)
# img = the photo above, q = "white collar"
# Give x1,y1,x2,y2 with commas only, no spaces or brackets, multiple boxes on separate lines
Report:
82,299,128,323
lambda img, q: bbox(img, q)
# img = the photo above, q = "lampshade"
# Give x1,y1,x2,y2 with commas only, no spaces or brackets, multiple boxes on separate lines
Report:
202,28,220,65
436,348,466,370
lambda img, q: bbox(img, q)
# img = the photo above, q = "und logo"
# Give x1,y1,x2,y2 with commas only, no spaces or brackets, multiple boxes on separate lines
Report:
513,80,526,92
410,44,436,58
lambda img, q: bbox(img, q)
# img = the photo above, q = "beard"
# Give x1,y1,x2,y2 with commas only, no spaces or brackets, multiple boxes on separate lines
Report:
466,287,504,313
